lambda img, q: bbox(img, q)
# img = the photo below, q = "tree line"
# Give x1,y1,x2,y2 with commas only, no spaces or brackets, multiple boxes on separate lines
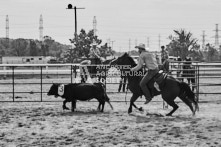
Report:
167,29,221,62
0,28,220,62
0,29,114,63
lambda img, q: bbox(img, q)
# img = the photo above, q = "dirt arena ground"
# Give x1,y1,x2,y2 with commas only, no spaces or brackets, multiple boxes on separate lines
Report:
1,93,221,147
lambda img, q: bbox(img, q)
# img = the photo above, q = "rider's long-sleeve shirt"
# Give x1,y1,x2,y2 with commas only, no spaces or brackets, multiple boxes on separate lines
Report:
131,51,158,72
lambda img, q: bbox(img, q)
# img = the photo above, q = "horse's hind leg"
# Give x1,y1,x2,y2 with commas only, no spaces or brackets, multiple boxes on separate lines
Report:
191,78,195,91
164,98,179,116
179,96,195,115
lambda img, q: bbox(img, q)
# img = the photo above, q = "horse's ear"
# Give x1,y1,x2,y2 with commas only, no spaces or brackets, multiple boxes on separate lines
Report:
124,52,128,56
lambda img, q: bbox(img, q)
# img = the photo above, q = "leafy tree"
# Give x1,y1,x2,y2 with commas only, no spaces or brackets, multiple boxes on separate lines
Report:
205,43,219,61
188,45,204,61
167,29,198,60
63,47,79,63
29,40,38,56
10,38,28,56
67,29,111,62
69,29,101,58
40,36,55,56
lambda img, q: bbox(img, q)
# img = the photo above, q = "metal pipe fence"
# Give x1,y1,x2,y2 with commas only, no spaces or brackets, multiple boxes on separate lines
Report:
0,62,221,102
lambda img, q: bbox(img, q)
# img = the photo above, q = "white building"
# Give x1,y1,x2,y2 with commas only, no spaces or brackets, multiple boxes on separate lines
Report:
1,56,53,64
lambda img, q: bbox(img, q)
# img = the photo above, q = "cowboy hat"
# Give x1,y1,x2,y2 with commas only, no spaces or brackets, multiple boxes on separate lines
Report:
135,43,146,50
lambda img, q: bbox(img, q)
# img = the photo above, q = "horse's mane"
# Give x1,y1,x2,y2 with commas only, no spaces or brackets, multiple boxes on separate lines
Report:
103,57,115,65
122,53,137,67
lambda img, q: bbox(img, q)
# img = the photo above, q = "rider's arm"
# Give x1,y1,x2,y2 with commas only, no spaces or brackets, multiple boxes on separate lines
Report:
131,56,144,72
92,48,101,59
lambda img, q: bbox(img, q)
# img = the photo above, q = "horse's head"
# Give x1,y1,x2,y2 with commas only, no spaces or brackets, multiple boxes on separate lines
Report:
110,53,136,67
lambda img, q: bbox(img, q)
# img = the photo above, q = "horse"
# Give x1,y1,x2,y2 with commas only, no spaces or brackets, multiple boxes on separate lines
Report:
110,53,198,116
79,57,115,83
181,58,196,91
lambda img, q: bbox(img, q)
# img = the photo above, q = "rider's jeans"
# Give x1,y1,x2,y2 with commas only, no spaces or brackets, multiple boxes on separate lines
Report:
140,68,159,100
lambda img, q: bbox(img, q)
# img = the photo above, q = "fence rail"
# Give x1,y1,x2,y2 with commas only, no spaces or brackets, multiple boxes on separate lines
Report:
1,62,221,102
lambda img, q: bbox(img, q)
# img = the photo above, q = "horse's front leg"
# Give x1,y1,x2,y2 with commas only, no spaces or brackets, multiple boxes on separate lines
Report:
128,94,141,113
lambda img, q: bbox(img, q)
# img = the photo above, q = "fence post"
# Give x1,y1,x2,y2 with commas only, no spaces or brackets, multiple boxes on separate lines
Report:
41,66,42,102
104,65,107,91
196,63,199,102
40,66,43,102
12,66,15,102
71,65,73,83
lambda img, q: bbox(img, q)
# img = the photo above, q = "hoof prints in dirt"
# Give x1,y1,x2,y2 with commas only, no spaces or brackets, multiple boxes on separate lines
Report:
1,103,221,146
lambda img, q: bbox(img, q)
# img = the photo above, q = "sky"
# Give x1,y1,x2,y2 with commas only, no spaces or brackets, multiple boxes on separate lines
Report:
0,0,221,52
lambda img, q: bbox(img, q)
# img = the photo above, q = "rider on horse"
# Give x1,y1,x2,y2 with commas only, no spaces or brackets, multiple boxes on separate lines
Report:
89,40,104,64
130,43,159,104
88,40,105,78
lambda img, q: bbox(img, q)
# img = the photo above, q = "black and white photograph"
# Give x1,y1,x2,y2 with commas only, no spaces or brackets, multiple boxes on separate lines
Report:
0,0,221,146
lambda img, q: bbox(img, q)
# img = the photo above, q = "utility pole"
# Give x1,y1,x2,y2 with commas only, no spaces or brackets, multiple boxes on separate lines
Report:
158,34,161,50
213,24,221,49
39,14,43,41
6,15,9,46
93,16,97,37
107,38,111,47
147,37,149,48
135,39,137,47
111,40,115,51
201,30,206,51
67,4,85,43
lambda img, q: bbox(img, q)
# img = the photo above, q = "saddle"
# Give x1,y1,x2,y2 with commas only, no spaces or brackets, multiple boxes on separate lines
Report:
147,70,168,97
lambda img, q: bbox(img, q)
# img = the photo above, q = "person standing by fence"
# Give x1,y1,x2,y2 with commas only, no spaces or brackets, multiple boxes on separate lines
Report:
161,46,169,73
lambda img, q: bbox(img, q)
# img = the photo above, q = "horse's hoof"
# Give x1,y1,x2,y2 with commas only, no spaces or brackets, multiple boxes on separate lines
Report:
128,109,132,114
138,107,143,111
63,106,70,110
166,113,172,116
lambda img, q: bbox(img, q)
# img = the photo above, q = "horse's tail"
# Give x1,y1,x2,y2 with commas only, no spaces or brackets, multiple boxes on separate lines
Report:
179,81,199,112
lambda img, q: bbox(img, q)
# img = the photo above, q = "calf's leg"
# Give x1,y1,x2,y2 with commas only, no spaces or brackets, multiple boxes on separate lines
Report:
63,100,69,110
71,100,76,112
97,98,105,112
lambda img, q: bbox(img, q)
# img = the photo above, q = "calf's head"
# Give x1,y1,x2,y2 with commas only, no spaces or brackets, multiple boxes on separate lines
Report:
47,83,60,97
